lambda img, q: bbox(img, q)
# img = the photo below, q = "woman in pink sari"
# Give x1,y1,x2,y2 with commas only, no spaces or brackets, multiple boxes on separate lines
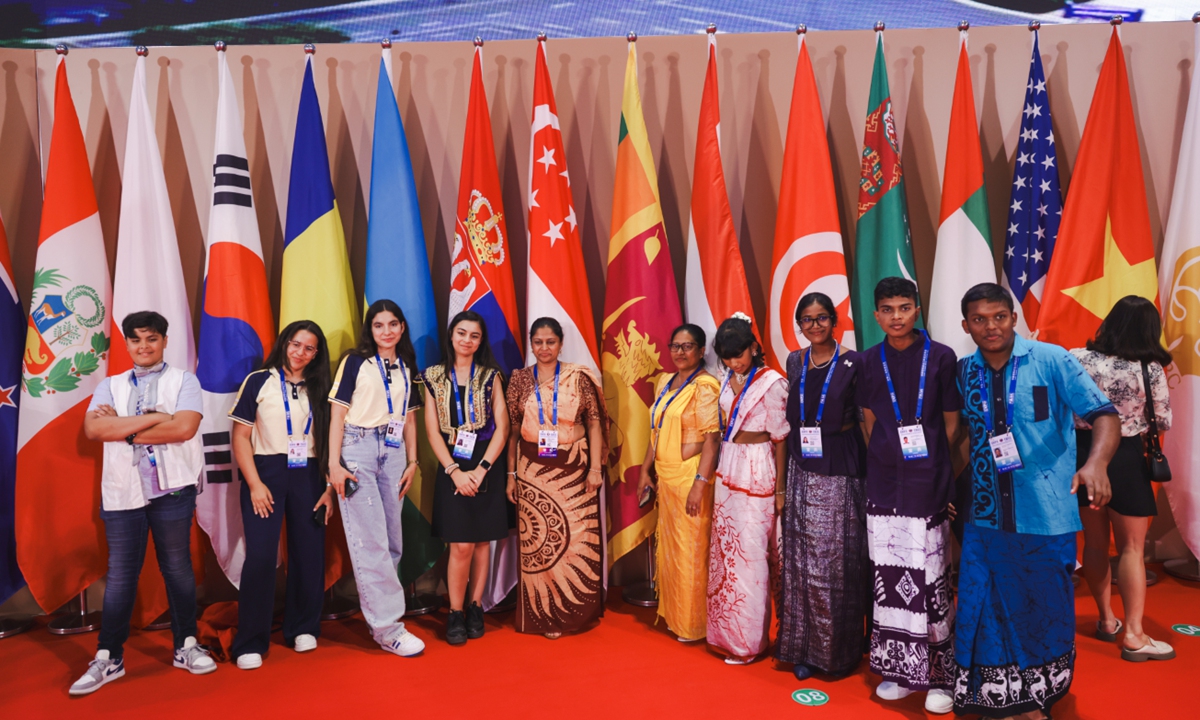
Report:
707,314,789,664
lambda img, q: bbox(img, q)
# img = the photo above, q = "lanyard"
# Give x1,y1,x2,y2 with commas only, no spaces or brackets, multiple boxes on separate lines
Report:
880,332,930,425
280,371,312,439
720,366,759,442
450,361,476,427
376,354,410,420
800,344,839,428
978,357,1020,437
533,362,560,427
130,364,167,466
651,366,703,432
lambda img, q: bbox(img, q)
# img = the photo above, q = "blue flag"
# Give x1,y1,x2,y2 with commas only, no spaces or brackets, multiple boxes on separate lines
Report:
0,217,25,604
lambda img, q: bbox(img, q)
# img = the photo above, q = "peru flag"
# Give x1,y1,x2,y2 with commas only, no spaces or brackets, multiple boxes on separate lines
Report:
685,29,757,373
16,54,112,615
195,47,275,587
526,36,598,372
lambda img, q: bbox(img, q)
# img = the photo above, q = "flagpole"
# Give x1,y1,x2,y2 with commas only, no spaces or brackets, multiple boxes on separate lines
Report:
47,590,101,635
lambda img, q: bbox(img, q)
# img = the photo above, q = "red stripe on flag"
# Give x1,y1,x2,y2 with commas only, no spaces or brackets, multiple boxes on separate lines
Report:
38,61,99,244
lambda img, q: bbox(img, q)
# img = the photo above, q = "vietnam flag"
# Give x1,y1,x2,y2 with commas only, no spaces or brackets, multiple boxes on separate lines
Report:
1037,25,1158,348
765,28,854,373
526,35,598,372
602,37,683,565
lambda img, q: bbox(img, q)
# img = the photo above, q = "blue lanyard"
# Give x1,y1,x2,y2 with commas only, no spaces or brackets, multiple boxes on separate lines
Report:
651,366,703,432
376,354,409,420
130,364,167,466
533,362,560,427
800,344,839,428
978,357,1020,437
720,366,759,442
450,362,476,426
280,371,312,439
880,332,930,425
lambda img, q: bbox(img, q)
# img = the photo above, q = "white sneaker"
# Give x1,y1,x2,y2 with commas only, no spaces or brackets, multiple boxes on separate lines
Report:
69,650,125,696
925,688,954,714
235,653,262,670
173,636,217,675
294,634,317,653
876,681,914,700
381,629,425,657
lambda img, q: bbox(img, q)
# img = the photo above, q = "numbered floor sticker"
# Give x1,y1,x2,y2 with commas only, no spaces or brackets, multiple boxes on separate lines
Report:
791,689,829,707
1171,623,1200,637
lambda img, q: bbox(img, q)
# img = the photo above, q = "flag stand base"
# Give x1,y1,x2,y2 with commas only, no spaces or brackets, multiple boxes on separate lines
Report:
1109,557,1157,586
48,591,102,635
143,611,172,631
1164,556,1200,583
0,617,34,639
320,588,359,621
622,539,658,608
404,584,441,616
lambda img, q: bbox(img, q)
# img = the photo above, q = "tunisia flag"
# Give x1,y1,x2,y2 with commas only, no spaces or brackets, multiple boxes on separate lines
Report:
1037,26,1158,347
764,29,854,372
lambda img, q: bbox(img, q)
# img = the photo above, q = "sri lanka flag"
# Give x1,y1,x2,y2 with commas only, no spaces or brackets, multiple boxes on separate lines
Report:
0,211,24,605
196,46,275,587
450,40,522,374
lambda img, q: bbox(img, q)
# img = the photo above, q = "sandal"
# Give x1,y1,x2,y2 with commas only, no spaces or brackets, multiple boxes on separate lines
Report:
1096,619,1122,642
1121,637,1176,662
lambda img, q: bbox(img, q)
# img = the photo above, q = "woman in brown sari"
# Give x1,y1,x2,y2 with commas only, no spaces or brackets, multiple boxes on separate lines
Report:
506,317,608,638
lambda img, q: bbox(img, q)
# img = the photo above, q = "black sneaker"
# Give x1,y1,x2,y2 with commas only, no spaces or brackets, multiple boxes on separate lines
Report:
466,602,485,640
446,610,468,646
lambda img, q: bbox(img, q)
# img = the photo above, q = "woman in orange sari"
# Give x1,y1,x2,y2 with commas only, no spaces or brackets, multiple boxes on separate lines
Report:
506,317,608,638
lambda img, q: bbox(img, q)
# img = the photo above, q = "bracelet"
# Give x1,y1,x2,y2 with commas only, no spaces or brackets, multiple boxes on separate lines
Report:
406,459,417,467
588,468,602,475
480,459,493,471
693,474,709,483
445,463,460,474
775,490,785,496
507,471,517,477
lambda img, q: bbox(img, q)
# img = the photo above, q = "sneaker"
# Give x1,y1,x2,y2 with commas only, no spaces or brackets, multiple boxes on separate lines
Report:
1121,637,1176,662
925,688,954,714
235,653,262,670
173,636,217,675
382,628,425,657
446,610,468,646
876,681,914,701
466,602,485,640
69,651,125,696
293,634,317,653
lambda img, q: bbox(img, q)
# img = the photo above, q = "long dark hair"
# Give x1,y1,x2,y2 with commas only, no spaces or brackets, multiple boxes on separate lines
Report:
265,320,332,470
352,299,418,376
713,316,764,368
443,310,504,377
1087,295,1173,366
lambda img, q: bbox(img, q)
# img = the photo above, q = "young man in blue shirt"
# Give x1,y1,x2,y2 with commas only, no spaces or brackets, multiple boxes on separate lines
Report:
953,284,1119,719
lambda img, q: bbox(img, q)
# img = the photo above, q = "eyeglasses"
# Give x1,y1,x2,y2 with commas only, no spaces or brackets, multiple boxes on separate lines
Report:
288,340,318,356
798,315,832,328
668,342,699,353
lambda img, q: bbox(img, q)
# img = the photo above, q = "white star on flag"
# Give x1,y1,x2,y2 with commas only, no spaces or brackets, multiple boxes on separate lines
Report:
537,146,556,173
543,218,564,246
565,205,576,230
529,188,539,208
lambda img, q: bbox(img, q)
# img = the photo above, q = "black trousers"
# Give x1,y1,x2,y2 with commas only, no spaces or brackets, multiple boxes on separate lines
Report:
231,455,325,659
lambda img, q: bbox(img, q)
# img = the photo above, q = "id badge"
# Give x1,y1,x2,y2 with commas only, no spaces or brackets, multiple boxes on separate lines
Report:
385,418,404,449
287,439,308,468
453,429,477,459
538,429,559,458
800,427,823,458
988,432,1024,473
898,424,929,460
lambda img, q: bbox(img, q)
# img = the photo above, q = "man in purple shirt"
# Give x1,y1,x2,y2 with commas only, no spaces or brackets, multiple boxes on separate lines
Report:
856,277,962,715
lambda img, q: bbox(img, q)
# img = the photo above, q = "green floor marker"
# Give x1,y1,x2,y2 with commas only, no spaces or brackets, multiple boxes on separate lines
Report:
792,689,829,707
1171,623,1200,637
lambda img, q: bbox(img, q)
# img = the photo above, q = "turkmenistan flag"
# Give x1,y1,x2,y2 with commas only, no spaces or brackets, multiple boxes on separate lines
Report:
928,29,996,358
854,31,920,349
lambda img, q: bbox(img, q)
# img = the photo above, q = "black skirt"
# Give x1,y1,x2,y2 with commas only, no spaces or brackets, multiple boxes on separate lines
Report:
431,432,512,543
1075,429,1157,517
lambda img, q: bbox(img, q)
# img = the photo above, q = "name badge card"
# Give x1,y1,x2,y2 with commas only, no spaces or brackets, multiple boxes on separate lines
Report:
385,418,404,449
538,430,559,458
898,424,929,460
453,429,477,459
800,427,823,458
287,439,308,468
988,432,1024,473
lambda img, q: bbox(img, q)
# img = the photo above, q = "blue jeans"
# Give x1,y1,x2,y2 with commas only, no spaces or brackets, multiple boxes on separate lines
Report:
98,486,198,657
339,424,408,646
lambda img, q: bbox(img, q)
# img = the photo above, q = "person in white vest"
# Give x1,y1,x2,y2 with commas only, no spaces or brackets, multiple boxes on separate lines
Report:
70,311,215,696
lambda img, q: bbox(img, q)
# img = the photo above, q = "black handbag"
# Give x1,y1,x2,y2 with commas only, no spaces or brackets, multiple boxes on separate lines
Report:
1141,362,1172,483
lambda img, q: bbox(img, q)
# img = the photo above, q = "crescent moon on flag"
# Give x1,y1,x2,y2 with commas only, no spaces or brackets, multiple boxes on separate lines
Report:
768,231,856,369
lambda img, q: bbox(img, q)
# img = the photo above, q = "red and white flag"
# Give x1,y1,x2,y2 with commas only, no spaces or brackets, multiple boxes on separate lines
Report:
765,30,854,372
16,54,112,614
684,29,757,372
526,36,598,372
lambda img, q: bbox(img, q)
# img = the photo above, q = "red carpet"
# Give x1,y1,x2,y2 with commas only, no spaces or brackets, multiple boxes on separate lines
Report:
2,565,1197,719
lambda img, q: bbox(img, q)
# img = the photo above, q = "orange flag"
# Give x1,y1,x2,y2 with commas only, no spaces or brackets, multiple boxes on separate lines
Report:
1036,26,1158,347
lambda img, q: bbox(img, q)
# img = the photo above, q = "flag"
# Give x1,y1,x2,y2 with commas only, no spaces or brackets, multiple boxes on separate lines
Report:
281,49,359,588
526,36,599,372
765,29,855,373
366,45,443,586
0,212,25,605
195,47,275,588
602,39,683,565
1159,21,1200,563
1037,26,1159,348
1003,29,1062,337
854,31,920,349
684,30,757,374
449,41,523,374
15,55,112,615
929,28,996,358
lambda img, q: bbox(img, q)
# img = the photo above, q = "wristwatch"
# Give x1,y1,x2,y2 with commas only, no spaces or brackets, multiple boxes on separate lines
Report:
125,433,137,446
479,459,493,471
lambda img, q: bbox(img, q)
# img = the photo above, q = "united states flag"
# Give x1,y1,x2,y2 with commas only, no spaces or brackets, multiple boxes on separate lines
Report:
1004,30,1061,335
